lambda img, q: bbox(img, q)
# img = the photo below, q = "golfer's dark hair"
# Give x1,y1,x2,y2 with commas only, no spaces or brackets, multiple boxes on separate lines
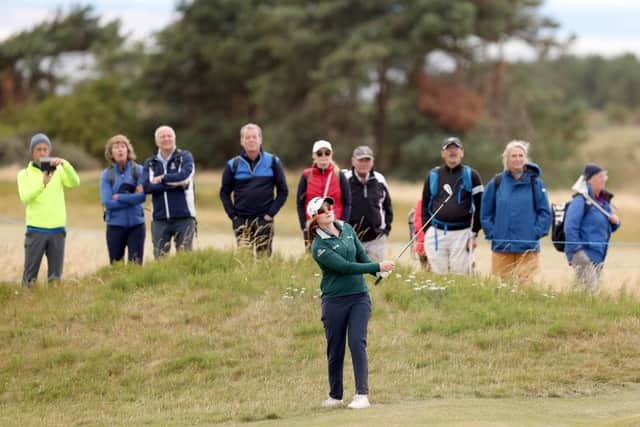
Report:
307,217,320,244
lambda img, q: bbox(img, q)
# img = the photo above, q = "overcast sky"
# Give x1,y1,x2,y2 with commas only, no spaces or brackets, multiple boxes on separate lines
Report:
0,0,639,57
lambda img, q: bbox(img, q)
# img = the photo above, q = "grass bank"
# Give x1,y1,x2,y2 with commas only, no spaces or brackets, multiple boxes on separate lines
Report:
1,249,639,425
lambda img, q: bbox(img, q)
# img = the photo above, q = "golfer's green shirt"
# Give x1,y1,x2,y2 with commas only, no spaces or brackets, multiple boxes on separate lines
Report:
17,161,80,229
311,221,380,298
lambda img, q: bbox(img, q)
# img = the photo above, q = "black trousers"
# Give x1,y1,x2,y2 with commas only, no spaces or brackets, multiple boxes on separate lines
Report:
106,223,145,264
232,216,274,256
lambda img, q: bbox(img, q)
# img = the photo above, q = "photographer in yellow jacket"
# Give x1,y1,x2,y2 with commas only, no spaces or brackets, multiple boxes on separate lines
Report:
17,133,80,288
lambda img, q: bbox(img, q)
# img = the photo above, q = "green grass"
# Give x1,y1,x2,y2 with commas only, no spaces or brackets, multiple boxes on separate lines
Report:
1,249,639,425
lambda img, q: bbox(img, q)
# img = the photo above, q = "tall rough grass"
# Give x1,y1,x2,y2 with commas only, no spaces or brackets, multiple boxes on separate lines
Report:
1,249,639,426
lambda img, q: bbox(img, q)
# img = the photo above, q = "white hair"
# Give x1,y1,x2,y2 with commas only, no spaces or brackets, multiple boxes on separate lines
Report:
154,125,176,141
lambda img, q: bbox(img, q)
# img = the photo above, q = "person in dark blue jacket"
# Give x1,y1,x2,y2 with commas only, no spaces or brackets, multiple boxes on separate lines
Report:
564,163,621,293
481,140,551,282
100,134,146,264
143,126,196,258
220,123,288,256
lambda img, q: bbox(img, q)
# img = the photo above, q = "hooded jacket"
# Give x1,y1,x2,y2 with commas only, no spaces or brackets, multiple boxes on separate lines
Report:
564,185,620,264
100,162,145,227
344,168,393,242
480,162,551,253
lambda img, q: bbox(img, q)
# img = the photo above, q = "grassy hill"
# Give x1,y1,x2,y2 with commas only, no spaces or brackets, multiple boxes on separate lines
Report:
1,249,639,426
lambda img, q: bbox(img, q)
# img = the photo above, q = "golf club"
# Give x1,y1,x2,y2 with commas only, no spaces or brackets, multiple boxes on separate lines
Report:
374,183,454,285
571,175,612,218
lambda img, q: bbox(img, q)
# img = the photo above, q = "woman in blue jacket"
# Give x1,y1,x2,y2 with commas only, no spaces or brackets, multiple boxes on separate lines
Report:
564,163,620,293
100,135,146,264
480,140,551,282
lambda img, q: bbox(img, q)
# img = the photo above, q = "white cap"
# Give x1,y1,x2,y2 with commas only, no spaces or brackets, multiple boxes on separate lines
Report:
312,140,332,154
306,196,334,217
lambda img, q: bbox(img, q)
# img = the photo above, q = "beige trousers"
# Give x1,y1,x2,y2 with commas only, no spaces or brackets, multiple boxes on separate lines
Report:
491,251,539,283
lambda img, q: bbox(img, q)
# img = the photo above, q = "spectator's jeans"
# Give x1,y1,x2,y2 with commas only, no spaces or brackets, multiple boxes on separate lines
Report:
571,250,603,293
362,234,386,262
106,223,145,265
321,293,371,399
22,230,65,287
151,218,195,258
232,216,274,257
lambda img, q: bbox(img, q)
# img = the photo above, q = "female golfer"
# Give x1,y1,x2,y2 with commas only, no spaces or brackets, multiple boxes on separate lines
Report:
307,196,394,409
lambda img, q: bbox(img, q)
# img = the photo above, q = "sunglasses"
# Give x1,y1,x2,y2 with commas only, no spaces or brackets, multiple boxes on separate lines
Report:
317,205,333,215
315,150,332,157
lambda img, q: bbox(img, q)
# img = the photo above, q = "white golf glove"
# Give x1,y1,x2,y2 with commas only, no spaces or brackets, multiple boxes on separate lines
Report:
376,271,390,279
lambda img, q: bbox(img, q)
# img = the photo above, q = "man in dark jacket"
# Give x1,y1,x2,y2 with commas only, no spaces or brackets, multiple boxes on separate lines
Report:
421,137,483,274
345,146,393,261
220,123,289,256
143,125,196,258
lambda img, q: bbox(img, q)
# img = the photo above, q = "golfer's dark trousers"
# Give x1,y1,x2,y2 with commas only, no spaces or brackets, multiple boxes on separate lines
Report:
22,230,65,287
106,224,145,265
321,292,371,399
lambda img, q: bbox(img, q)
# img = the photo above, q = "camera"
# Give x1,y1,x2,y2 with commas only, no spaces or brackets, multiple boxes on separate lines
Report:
39,157,57,173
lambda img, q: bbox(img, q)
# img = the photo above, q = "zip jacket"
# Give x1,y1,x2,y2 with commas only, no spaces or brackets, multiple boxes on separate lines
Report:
17,160,80,230
100,162,146,227
219,148,288,219
344,168,393,242
480,162,551,253
311,221,380,298
564,185,620,264
143,148,196,221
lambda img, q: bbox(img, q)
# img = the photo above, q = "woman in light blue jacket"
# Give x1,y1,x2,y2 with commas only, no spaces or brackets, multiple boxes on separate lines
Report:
480,140,551,282
100,135,146,264
564,163,620,293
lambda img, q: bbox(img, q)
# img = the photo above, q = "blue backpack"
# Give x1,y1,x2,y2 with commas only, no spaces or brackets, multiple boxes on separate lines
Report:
428,165,473,228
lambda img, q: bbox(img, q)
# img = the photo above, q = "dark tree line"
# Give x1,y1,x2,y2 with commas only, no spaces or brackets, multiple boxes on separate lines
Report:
1,2,638,184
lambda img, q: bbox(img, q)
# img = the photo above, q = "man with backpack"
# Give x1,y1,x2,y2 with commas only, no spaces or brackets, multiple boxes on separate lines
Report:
220,123,289,257
420,137,483,274
143,125,196,258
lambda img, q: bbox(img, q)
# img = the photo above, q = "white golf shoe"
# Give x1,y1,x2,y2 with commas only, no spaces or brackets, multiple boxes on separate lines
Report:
347,394,370,409
321,396,343,407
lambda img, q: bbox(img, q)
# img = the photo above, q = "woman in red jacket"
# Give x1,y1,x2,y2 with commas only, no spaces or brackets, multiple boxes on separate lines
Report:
296,140,351,246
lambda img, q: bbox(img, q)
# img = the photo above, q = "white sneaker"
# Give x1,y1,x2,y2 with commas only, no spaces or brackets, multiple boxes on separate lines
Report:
347,394,370,409
321,396,343,407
